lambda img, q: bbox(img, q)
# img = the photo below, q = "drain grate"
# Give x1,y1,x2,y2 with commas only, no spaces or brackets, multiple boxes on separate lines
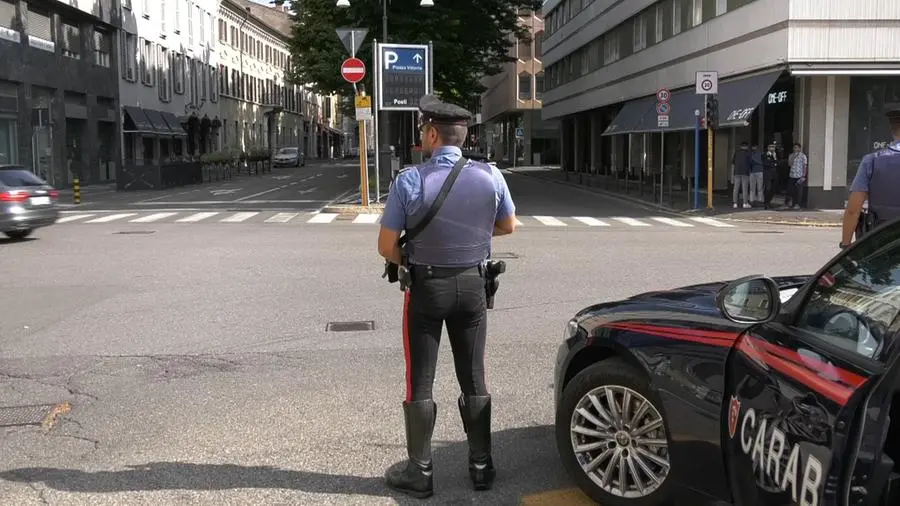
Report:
491,252,519,259
115,230,156,235
0,404,59,427
326,320,376,332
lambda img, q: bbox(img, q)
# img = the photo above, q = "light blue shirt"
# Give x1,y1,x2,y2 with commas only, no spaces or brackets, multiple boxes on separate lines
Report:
381,146,515,232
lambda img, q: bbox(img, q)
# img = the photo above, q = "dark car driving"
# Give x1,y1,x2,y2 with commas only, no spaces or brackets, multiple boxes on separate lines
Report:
0,165,60,239
555,218,900,506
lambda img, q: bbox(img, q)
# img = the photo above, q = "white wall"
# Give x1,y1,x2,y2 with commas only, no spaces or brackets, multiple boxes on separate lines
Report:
788,0,900,62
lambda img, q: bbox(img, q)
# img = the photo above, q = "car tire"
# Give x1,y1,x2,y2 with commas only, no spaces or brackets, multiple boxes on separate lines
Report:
4,229,32,240
556,359,673,506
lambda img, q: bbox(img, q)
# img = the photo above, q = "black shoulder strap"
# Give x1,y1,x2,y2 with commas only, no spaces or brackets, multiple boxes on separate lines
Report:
400,156,468,246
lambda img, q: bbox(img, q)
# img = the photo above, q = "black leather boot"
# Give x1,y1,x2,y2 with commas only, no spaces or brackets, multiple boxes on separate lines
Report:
385,400,437,498
458,394,495,491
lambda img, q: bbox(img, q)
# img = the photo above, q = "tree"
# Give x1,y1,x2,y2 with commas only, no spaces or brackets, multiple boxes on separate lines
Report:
273,0,542,107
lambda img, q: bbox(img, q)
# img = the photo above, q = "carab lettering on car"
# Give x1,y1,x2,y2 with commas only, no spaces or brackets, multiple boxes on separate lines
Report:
729,396,824,506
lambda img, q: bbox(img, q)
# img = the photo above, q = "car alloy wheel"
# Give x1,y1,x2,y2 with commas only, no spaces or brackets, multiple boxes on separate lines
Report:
570,384,670,499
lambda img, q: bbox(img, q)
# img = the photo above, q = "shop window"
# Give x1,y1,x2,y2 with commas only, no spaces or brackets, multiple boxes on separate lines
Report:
0,117,17,164
518,73,532,101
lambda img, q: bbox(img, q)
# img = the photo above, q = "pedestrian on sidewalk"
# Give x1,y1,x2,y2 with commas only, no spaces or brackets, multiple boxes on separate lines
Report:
749,144,765,205
377,95,518,499
763,144,779,209
785,143,808,209
731,141,752,209
841,103,900,248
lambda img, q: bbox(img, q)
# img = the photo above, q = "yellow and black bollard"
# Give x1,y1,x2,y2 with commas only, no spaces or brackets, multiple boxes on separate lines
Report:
73,178,81,205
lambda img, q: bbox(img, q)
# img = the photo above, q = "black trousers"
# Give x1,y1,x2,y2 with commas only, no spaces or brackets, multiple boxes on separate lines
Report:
763,176,776,207
402,265,488,402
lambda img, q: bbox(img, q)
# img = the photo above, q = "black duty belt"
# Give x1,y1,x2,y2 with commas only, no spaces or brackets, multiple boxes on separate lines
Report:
409,264,482,278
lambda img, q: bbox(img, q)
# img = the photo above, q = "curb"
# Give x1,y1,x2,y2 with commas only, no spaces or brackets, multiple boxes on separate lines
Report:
320,204,385,215
507,169,841,228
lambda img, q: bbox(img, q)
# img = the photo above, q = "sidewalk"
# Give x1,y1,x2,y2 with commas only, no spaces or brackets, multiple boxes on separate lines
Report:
506,166,842,227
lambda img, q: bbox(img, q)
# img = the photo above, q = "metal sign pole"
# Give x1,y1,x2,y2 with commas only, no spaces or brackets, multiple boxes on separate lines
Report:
373,39,381,202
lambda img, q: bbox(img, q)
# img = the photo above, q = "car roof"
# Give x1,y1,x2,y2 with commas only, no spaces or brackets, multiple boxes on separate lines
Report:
0,164,27,170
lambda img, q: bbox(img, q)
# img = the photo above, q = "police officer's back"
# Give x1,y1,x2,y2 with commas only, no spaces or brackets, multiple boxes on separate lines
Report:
377,95,517,499
842,103,900,247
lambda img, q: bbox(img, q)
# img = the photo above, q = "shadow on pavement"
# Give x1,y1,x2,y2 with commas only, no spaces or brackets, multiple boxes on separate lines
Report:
0,425,570,503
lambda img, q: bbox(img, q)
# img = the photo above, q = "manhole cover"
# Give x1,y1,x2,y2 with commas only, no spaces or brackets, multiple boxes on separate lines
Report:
0,404,59,427
491,252,519,259
114,230,156,235
740,231,784,234
326,320,376,332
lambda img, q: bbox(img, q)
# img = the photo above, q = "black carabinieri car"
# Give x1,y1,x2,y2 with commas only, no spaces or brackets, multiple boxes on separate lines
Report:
554,219,900,506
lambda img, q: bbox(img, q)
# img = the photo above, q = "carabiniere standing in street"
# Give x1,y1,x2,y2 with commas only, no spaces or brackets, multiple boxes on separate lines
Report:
841,103,900,248
377,95,518,499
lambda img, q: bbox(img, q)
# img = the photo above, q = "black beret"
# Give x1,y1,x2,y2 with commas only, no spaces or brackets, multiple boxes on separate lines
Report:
419,95,472,125
885,102,900,119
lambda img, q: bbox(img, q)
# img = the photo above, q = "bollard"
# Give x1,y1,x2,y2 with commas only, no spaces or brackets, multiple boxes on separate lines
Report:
73,178,81,205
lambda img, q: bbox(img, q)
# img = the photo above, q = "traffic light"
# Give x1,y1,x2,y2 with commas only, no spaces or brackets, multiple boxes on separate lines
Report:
705,96,719,130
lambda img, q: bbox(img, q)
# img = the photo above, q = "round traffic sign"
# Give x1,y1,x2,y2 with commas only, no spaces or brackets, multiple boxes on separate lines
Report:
656,102,670,114
701,79,713,91
341,57,366,84
656,88,671,102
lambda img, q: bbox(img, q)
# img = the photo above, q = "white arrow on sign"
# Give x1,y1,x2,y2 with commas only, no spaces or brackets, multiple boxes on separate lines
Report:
210,188,241,196
413,53,423,63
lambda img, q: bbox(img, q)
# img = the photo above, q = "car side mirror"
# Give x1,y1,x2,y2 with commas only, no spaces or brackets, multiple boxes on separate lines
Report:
715,275,782,324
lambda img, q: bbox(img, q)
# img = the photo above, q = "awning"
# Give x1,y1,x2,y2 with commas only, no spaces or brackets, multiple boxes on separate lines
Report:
601,97,656,136
631,88,704,133
158,111,187,136
716,70,784,128
122,106,156,134
142,109,174,134
324,126,342,135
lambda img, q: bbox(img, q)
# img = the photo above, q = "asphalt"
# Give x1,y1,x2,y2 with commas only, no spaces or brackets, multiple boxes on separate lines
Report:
0,163,844,505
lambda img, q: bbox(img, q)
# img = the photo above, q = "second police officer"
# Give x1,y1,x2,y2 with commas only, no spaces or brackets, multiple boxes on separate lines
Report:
841,103,900,248
377,95,518,499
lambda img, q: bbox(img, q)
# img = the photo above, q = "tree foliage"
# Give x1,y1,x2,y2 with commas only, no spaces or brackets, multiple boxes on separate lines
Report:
274,0,542,107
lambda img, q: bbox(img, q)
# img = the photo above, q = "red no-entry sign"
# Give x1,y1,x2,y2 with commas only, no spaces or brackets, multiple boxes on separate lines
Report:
341,57,366,84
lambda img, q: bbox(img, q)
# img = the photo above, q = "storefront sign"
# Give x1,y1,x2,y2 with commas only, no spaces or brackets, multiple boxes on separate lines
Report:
767,90,790,105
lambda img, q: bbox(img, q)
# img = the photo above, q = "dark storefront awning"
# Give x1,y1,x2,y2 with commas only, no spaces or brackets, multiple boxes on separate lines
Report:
601,97,656,136
122,106,156,134
142,109,175,135
716,70,784,128
159,111,187,137
632,88,704,133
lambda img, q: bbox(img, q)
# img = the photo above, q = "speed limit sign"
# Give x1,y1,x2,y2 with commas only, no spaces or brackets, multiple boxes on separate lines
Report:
695,71,718,95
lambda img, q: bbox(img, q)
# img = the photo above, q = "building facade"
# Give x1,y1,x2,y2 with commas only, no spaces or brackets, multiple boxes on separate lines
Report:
118,0,221,180
542,0,900,209
478,8,559,166
0,0,120,188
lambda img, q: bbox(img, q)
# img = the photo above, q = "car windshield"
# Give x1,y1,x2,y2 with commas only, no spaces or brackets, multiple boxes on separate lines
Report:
278,148,298,155
0,168,46,187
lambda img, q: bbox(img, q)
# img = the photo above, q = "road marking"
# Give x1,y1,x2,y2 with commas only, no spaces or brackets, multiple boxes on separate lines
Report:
308,213,338,224
56,214,95,223
352,214,380,224
130,212,178,223
573,217,609,227
651,217,694,227
265,212,300,223
613,217,651,227
689,217,735,228
220,212,259,223
234,186,287,201
515,218,524,226
520,488,596,505
176,212,219,223
534,216,567,226
83,213,137,223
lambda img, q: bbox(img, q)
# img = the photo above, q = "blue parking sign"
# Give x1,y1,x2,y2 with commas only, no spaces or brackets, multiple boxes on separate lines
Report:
377,43,431,111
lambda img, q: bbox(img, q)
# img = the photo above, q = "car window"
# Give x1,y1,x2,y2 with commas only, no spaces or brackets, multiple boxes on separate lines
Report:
0,169,45,187
795,224,900,360
278,148,297,154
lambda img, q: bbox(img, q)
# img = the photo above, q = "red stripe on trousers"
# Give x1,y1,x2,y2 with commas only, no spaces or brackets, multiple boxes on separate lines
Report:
402,290,413,402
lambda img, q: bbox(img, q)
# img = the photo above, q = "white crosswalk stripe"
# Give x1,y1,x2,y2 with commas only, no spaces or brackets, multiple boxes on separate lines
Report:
612,217,651,227
57,214,95,223
55,211,746,229
176,212,219,223
352,214,381,224
83,213,137,223
130,212,179,223
220,212,259,223
651,217,693,227
308,213,338,224
534,216,567,226
265,212,299,223
573,217,610,227
689,217,735,228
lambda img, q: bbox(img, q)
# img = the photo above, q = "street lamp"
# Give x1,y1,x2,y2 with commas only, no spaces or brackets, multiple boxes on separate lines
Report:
336,0,434,10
